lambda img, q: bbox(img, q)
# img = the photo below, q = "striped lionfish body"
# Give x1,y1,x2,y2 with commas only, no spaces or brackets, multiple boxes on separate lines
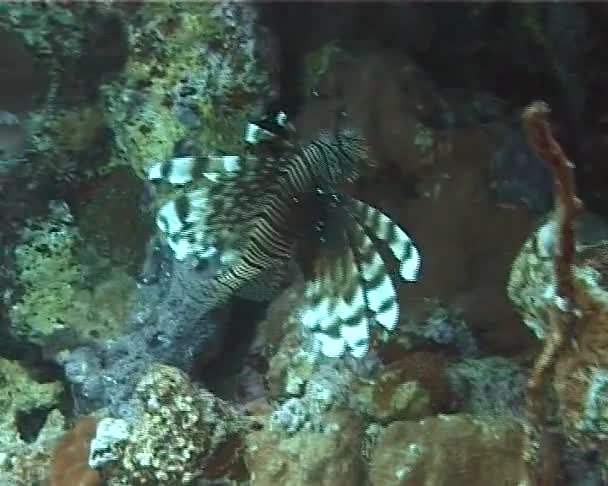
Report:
148,112,421,358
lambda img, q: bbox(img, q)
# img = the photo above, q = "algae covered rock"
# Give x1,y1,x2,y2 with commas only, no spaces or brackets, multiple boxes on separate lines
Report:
102,1,277,178
0,358,66,485
9,202,135,349
105,364,245,485
370,414,527,486
247,409,367,486
0,3,127,184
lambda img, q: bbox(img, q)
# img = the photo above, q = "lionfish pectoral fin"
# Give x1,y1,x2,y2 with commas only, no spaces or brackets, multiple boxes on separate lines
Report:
347,198,421,282
300,194,422,359
244,110,296,148
147,154,242,186
346,211,400,332
154,188,217,261
299,206,374,358
147,151,245,261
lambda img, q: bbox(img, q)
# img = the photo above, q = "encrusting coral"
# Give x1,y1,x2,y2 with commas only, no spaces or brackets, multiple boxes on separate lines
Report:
509,101,608,481
103,364,245,485
9,201,134,350
370,414,529,486
0,358,65,485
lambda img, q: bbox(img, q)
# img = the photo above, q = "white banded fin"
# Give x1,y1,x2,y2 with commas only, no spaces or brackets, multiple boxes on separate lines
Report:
301,294,333,331
349,213,399,331
157,200,184,235
167,237,193,261
300,229,374,359
340,319,369,356
147,156,196,185
148,154,241,186
203,172,220,183
244,122,277,145
276,111,295,132
207,155,241,173
349,199,421,282
312,332,346,358
147,162,163,181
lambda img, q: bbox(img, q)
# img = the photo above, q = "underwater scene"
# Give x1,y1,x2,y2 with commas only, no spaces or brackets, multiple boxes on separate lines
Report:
2,1,608,485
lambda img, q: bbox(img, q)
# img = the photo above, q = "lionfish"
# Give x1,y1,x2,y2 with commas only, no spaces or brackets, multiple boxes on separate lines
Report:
147,111,421,358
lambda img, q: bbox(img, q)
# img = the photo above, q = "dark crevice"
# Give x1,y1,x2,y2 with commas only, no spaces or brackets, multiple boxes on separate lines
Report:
197,298,267,401
16,406,54,443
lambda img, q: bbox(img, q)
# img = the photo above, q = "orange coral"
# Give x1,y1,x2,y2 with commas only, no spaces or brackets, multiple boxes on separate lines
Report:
49,416,101,486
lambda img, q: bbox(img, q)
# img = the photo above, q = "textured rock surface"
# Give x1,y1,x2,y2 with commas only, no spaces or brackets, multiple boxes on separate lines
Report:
105,364,244,485
8,202,135,349
0,358,66,486
247,409,366,486
370,414,527,486
353,352,448,422
509,212,608,454
103,1,277,177
447,356,527,418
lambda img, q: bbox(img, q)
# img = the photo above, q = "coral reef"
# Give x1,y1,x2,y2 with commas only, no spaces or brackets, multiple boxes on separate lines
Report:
508,101,608,480
0,3,125,186
6,2,608,484
101,364,245,485
0,358,66,485
72,167,152,274
398,300,478,358
447,356,527,418
102,1,277,177
9,201,135,349
247,409,367,486
46,0,279,411
369,414,531,486
60,242,229,416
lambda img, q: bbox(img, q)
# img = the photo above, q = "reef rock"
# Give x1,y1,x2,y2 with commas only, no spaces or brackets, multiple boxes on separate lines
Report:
104,364,245,485
370,414,527,486
509,212,608,454
247,409,366,486
0,358,65,486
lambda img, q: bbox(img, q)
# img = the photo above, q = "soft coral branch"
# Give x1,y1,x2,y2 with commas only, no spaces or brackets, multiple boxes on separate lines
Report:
520,101,583,482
